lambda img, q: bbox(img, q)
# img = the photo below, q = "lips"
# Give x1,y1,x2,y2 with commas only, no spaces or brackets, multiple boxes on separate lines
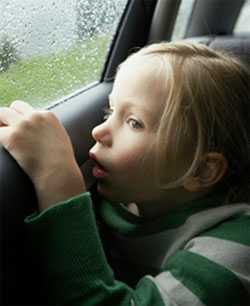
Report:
89,152,108,178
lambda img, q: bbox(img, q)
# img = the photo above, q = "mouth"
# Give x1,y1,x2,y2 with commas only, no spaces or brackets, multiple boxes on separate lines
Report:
89,152,108,179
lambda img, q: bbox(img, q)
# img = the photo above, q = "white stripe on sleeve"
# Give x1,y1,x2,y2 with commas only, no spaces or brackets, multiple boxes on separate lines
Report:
147,272,205,306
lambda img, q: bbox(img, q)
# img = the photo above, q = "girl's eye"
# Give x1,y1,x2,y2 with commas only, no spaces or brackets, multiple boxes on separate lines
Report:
127,118,143,130
103,107,113,121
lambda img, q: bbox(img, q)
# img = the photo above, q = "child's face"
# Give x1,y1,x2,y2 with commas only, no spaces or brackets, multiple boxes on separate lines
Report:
90,57,193,212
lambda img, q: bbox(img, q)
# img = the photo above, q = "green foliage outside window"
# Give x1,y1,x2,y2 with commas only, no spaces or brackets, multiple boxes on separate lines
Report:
0,35,109,108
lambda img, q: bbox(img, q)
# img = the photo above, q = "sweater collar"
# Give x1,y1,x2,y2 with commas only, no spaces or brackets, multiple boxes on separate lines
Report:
100,189,227,236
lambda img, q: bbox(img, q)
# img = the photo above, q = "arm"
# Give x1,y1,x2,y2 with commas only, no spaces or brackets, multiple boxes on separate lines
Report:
25,192,165,306
25,192,249,306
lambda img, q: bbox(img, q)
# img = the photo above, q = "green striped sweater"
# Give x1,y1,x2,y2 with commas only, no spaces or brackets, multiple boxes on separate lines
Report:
25,191,250,306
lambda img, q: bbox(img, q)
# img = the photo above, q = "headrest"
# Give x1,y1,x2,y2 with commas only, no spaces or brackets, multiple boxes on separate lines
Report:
186,35,250,66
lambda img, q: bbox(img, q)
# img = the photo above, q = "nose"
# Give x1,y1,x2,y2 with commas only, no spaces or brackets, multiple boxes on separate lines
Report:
92,120,112,147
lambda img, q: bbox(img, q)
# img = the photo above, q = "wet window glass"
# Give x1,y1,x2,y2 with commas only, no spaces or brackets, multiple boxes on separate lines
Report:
0,0,128,107
171,0,195,41
234,0,250,34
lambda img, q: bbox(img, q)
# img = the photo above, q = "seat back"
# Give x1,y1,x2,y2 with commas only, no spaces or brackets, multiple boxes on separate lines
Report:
186,35,250,66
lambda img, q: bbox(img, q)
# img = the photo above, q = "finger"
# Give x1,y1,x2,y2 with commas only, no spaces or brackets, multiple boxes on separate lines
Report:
0,107,23,126
10,100,35,115
0,126,12,148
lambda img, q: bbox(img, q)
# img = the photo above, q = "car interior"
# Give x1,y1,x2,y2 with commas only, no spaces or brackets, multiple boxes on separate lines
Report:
1,0,250,304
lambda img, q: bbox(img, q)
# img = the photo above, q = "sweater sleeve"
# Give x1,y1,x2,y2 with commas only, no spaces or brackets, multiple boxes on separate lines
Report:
24,193,250,306
25,192,165,306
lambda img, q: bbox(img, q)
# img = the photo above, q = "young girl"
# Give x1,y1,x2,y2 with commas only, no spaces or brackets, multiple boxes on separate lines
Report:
0,41,250,306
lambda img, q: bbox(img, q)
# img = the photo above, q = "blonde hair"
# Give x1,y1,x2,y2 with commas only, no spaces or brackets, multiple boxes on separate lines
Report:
121,41,250,203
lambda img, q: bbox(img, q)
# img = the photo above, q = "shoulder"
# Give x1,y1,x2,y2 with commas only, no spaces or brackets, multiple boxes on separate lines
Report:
155,212,250,305
183,212,250,274
197,210,250,246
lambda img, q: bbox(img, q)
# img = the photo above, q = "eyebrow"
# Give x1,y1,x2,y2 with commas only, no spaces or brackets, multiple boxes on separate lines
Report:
108,95,153,122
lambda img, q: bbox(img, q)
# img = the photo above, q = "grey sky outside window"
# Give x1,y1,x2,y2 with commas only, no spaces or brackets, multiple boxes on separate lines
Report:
171,0,195,41
0,0,127,108
234,0,250,33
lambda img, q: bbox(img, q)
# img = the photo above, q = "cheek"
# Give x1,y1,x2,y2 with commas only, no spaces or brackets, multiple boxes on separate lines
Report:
113,146,154,177
114,150,142,170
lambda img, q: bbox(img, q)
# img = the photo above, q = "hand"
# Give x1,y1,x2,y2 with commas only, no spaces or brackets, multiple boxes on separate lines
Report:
0,101,86,211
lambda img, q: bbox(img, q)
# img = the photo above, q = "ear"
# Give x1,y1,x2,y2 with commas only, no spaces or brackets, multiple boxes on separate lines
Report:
183,152,228,192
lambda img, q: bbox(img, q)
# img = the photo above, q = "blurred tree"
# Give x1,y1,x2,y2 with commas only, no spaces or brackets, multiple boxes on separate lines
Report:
0,35,19,72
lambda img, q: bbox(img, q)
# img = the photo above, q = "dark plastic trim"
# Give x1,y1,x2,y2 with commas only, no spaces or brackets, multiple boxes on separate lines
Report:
103,0,157,81
185,0,245,38
148,0,181,43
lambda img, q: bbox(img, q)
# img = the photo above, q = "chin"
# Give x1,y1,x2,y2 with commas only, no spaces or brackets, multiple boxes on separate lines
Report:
97,183,115,201
96,183,127,204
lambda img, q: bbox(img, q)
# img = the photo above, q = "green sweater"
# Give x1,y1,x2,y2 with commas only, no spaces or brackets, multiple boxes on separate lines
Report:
25,192,250,306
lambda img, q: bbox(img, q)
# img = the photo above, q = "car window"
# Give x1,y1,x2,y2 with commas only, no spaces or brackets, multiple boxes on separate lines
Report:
234,0,250,34
171,0,196,41
0,0,128,108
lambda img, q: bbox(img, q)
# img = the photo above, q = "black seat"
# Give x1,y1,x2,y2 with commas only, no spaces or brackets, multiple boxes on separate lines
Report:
186,35,250,66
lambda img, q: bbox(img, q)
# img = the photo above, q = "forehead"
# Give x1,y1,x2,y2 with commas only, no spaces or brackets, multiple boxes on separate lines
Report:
111,56,169,118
